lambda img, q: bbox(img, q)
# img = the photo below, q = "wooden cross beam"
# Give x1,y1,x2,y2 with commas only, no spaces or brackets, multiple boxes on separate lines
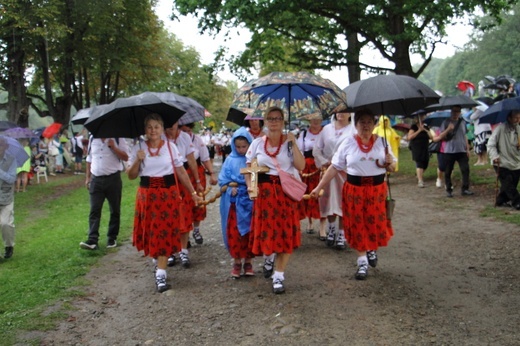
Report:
240,158,269,199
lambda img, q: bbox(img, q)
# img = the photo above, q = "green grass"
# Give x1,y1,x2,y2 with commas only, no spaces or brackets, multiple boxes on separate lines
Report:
0,173,138,345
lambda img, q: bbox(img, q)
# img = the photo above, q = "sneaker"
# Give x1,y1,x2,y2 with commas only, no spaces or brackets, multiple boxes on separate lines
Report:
179,252,191,268
272,278,285,294
167,254,176,267
418,181,425,188
192,228,203,245
107,239,117,248
326,227,336,247
263,259,274,278
355,263,368,280
155,273,171,293
79,240,98,250
243,263,255,276
4,246,13,259
461,189,474,196
446,190,453,198
231,263,242,278
367,250,378,268
335,232,346,250
436,179,442,188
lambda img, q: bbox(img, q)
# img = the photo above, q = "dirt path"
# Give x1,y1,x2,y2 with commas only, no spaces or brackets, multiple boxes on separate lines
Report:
35,172,519,346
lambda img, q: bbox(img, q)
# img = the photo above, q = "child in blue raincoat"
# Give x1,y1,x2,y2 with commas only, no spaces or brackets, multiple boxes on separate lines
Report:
218,127,255,278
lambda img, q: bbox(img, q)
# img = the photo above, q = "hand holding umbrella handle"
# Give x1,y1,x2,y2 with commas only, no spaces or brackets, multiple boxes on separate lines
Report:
376,146,391,168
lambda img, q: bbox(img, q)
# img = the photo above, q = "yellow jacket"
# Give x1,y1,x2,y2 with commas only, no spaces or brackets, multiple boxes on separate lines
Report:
373,116,401,171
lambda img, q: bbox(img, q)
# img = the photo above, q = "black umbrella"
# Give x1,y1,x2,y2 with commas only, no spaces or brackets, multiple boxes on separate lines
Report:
425,95,478,111
226,107,249,126
343,75,440,116
84,92,187,138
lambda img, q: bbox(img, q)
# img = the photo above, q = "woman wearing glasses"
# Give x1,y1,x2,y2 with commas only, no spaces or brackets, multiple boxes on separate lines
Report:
245,106,305,294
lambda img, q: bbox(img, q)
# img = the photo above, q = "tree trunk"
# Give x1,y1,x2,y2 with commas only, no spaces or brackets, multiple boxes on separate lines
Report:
346,32,361,83
4,29,30,126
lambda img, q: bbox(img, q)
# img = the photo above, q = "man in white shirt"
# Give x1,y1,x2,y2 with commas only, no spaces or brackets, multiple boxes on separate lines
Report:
80,137,129,250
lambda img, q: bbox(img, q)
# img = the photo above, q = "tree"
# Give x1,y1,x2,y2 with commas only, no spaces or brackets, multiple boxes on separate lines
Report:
173,0,517,83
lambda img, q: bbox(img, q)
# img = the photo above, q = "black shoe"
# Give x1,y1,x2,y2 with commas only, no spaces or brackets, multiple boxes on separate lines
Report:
192,228,203,245
272,278,285,294
461,189,474,196
318,235,327,241
79,240,98,250
326,229,336,247
514,203,520,210
167,254,176,267
355,263,368,280
107,239,117,248
4,246,13,259
263,260,274,278
446,191,453,198
155,274,171,293
179,252,190,268
496,201,512,207
367,250,378,268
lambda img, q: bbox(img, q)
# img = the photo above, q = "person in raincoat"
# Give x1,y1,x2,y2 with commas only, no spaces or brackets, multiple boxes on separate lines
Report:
373,115,400,171
218,127,255,278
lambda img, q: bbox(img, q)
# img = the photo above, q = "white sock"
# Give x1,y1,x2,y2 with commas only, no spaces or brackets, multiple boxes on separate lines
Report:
156,269,166,278
152,258,158,265
338,229,345,240
263,253,275,262
357,255,368,267
181,248,189,254
328,223,336,234
273,271,285,281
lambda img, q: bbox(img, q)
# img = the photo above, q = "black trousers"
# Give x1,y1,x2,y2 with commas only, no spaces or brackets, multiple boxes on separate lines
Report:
444,152,470,192
494,166,520,206
87,172,122,243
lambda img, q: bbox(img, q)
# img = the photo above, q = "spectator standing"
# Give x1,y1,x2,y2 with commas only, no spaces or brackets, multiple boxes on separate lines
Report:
407,113,432,187
0,137,18,259
487,110,520,209
79,136,129,250
15,139,31,192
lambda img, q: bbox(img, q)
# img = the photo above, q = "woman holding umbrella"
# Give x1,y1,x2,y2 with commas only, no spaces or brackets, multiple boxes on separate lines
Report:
127,114,201,293
311,109,396,280
407,111,433,187
245,106,305,294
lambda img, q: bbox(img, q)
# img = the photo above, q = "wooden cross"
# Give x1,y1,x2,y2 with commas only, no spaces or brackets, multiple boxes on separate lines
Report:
240,158,269,199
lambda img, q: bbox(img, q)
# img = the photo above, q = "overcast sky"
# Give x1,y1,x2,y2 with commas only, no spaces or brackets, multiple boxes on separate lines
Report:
156,1,471,89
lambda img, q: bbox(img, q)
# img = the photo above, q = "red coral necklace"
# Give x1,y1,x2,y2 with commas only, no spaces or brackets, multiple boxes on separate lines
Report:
147,140,164,157
355,135,375,153
264,134,283,158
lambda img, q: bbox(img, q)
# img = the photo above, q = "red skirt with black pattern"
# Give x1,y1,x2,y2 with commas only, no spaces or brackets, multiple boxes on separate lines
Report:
178,181,195,234
190,164,207,222
301,157,321,219
133,184,184,258
249,176,301,255
226,203,254,259
342,181,393,252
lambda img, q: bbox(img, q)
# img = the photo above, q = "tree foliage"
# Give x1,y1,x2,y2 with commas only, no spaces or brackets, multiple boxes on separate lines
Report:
173,0,517,83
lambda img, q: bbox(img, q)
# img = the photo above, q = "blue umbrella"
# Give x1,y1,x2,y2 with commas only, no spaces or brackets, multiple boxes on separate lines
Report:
0,121,18,132
479,96,520,124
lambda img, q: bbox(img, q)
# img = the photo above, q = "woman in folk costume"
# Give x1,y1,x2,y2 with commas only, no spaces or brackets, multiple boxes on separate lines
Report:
245,106,305,294
180,123,218,245
127,114,201,293
373,115,400,171
296,116,324,236
312,109,396,280
313,111,355,249
244,114,266,139
219,127,255,278
164,121,201,268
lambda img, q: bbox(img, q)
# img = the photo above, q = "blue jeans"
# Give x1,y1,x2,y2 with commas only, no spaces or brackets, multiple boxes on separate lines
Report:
87,172,122,243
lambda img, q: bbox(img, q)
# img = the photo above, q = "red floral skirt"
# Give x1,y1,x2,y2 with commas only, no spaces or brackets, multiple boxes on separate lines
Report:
301,157,321,219
190,164,207,222
342,181,393,252
249,177,301,255
226,204,254,259
133,185,183,258
178,181,194,234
